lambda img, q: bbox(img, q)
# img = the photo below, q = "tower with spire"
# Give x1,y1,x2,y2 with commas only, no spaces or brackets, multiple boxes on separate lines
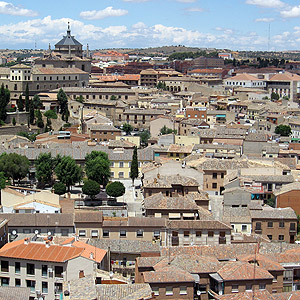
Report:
54,22,83,58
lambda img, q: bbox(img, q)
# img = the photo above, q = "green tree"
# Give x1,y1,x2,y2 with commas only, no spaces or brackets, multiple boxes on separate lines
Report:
122,123,133,135
106,181,125,198
160,125,176,135
54,156,83,192
0,84,10,121
44,117,52,133
0,172,7,204
35,153,54,185
33,95,42,109
85,151,110,186
17,95,24,112
29,100,35,125
25,84,30,112
44,110,57,119
0,153,30,185
12,117,16,126
82,179,100,200
110,95,117,100
271,92,280,100
130,146,139,184
36,110,44,128
275,125,292,137
57,88,68,115
53,182,66,195
139,130,150,146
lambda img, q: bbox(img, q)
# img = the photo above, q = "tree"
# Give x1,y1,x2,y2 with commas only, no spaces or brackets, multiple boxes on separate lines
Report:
139,130,150,146
122,123,133,135
160,125,176,135
54,156,83,192
53,182,66,195
57,88,68,115
0,84,10,122
271,92,280,100
82,179,100,200
275,125,292,137
35,153,54,185
25,84,30,112
35,110,44,128
44,117,52,133
110,95,117,100
17,95,24,112
85,151,110,186
0,153,30,185
106,181,125,198
12,117,16,126
33,95,42,109
44,110,57,119
29,100,35,125
130,146,139,184
0,172,7,204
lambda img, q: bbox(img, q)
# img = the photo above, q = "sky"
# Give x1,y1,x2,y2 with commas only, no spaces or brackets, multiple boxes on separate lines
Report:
1,0,300,51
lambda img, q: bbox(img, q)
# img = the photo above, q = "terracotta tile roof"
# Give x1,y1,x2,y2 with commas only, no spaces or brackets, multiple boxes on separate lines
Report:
143,174,199,188
74,211,103,223
144,192,199,210
0,241,83,262
167,144,193,153
250,206,297,220
217,261,274,281
169,220,232,230
269,72,300,81
237,254,285,271
143,265,195,283
71,240,106,263
0,286,31,300
272,291,300,300
227,73,261,81
33,67,87,74
219,290,275,300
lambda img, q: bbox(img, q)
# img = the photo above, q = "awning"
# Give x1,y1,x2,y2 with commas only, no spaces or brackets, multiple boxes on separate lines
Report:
169,213,181,219
183,213,195,218
216,114,226,118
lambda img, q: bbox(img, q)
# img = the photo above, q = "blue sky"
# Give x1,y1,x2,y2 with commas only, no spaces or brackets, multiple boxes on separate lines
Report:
1,0,300,50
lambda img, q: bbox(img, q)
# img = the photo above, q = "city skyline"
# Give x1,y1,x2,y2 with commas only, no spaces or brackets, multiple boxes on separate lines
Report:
1,0,300,51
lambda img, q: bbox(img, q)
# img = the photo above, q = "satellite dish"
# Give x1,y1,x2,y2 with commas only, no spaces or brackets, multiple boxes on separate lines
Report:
34,230,39,235
12,230,17,236
197,291,201,296
109,271,113,279
47,231,52,236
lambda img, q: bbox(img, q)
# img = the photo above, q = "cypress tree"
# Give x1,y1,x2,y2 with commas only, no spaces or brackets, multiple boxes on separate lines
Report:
25,84,30,112
17,95,24,112
130,146,139,185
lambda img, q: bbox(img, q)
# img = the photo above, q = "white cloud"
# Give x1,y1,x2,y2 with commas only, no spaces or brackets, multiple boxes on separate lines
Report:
246,0,285,8
255,17,274,22
281,5,300,18
80,7,128,20
0,1,37,17
185,7,204,12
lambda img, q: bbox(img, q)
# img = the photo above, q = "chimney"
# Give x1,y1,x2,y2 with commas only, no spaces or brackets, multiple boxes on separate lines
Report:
90,252,94,259
45,241,50,248
24,238,29,245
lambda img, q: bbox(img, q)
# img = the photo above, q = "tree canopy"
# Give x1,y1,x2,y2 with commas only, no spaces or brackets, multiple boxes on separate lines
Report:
0,84,10,122
85,151,110,186
275,124,292,137
106,181,125,198
33,95,42,109
25,84,30,112
0,153,30,184
35,153,54,186
17,95,24,112
160,125,176,135
53,182,66,195
130,146,139,184
139,130,150,145
57,88,69,121
122,123,133,135
55,156,83,191
82,179,100,200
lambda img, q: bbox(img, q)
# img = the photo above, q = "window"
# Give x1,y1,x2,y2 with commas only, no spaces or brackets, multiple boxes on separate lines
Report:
42,281,48,294
120,230,126,237
137,230,143,238
152,287,159,296
61,229,69,236
118,172,124,178
15,262,20,274
242,225,247,232
180,286,187,295
1,261,8,273
55,266,63,278
279,235,284,241
27,263,35,275
221,173,224,178
290,223,296,231
259,283,266,290
267,222,273,228
196,231,202,237
55,282,63,294
212,183,217,189
103,230,109,238
79,230,86,237
267,235,272,241
279,221,285,228
166,286,173,296
256,222,261,230
110,162,115,167
184,231,189,237
42,265,47,277
15,278,20,287
91,230,98,238
1,277,9,286
154,231,160,238
26,279,35,292
119,162,124,168
213,173,217,179
208,231,214,237
232,284,238,292
246,284,252,291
